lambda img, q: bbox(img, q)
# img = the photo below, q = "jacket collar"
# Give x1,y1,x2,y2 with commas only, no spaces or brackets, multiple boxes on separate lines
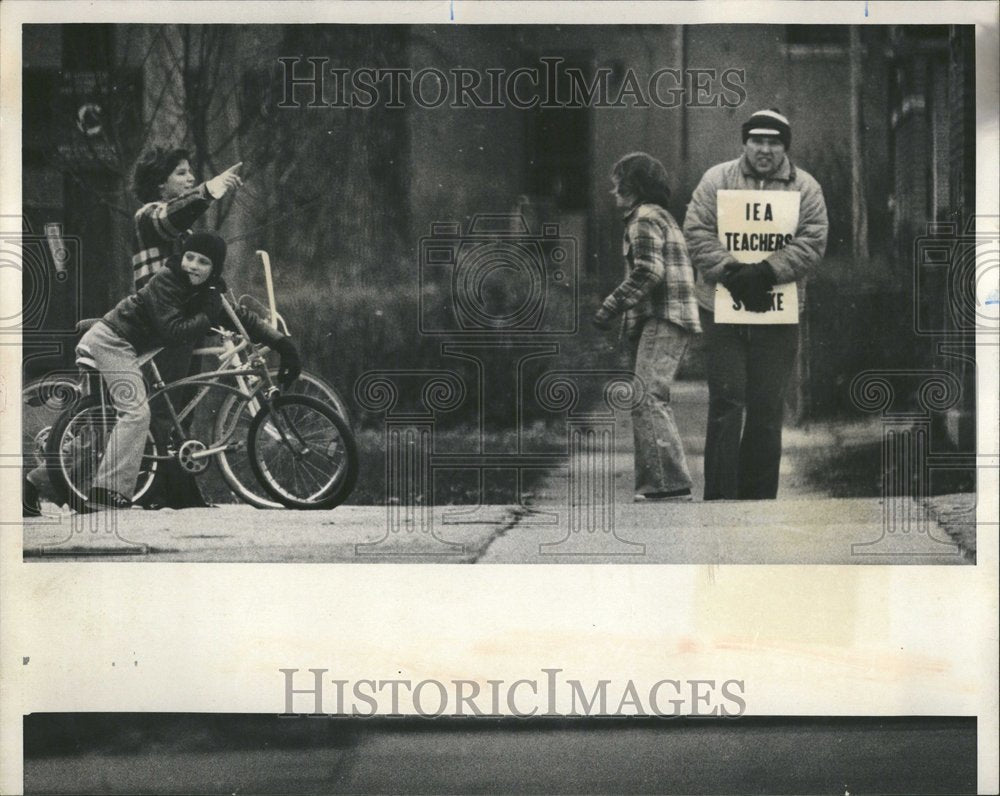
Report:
621,201,642,221
166,254,219,292
739,153,795,182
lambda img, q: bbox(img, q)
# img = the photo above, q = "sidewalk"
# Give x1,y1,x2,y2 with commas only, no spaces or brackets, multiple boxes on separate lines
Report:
22,381,975,564
477,381,973,564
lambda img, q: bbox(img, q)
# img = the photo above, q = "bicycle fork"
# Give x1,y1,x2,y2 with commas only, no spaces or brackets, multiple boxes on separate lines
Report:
266,400,313,459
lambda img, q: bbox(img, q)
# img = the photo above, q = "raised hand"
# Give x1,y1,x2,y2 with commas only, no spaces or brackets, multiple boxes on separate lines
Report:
205,162,244,199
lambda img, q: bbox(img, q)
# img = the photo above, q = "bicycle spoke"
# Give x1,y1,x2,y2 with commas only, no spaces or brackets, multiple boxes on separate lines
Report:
248,395,357,507
53,403,160,504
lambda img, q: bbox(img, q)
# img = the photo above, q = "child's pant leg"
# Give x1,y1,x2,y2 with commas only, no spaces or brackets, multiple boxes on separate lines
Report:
83,323,151,500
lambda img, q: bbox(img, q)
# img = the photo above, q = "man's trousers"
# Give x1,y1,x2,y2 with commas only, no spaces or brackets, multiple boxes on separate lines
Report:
700,308,799,500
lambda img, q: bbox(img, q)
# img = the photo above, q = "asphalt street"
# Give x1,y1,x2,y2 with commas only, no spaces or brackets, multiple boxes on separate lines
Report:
23,715,977,794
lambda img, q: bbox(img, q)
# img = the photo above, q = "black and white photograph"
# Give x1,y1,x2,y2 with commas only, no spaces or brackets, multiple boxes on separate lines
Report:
1,1,997,794
11,14,994,565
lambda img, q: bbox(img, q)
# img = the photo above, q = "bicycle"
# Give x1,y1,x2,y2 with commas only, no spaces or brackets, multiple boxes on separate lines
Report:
45,295,358,511
27,249,352,509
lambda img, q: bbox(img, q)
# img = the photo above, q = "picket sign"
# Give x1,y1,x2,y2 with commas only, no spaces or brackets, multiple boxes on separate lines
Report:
714,190,800,324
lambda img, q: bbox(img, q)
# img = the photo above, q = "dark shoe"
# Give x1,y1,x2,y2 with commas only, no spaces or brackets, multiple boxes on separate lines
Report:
23,478,42,518
87,486,133,510
634,488,693,503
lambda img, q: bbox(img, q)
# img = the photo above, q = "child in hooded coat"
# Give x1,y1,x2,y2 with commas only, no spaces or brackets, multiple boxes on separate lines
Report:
78,231,300,509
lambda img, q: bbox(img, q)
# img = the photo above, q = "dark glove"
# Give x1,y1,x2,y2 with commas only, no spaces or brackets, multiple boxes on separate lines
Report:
726,260,776,295
723,261,776,311
272,337,301,389
720,262,743,294
741,282,774,313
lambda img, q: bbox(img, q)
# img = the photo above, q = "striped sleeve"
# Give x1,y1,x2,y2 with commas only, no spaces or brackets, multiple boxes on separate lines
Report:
142,185,212,240
132,184,213,289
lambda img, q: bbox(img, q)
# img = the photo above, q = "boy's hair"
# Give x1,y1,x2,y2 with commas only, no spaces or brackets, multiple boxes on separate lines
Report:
131,145,192,203
611,152,672,209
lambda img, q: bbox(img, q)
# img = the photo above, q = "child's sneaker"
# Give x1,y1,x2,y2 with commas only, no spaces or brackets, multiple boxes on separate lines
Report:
86,486,133,510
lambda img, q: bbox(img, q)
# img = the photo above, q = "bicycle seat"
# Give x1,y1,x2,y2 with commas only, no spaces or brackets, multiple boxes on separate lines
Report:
75,318,101,338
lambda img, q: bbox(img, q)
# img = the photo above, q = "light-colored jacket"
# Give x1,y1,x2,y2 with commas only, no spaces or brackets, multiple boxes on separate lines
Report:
682,154,829,312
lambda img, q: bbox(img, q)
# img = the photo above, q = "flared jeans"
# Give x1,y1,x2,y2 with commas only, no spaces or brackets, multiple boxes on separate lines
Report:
627,318,695,496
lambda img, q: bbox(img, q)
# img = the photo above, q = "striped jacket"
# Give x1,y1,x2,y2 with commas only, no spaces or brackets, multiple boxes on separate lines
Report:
131,184,213,289
595,203,701,339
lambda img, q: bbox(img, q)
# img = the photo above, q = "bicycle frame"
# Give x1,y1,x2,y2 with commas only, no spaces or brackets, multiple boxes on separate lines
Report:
49,262,356,509
93,295,283,465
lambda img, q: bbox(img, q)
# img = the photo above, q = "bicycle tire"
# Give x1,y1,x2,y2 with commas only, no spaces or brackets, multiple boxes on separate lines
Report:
23,375,82,469
246,394,358,510
45,395,162,509
214,370,350,509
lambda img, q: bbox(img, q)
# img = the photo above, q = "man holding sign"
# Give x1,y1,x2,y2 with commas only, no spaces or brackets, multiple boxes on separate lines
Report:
683,109,828,500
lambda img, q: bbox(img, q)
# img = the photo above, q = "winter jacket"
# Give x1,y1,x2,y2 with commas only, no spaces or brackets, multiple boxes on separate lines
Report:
595,203,701,339
102,257,285,354
131,184,214,289
682,154,829,312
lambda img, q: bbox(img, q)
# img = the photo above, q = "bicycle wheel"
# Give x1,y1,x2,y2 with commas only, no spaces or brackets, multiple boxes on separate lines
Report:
247,394,358,510
45,396,162,509
280,369,351,428
23,375,81,468
214,371,349,509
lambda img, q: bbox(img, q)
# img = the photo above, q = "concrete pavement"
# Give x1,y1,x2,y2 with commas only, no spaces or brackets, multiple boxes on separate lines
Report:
22,382,973,563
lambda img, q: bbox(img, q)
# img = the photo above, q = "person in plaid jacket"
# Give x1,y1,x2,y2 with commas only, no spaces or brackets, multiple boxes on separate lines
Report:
593,152,701,502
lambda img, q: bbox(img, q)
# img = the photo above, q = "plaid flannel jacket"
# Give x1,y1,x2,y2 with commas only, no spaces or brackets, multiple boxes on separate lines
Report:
595,203,701,339
131,184,213,290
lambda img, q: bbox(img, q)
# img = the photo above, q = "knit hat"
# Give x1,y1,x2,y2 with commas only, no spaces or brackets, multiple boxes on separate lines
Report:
182,231,227,279
741,108,791,150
